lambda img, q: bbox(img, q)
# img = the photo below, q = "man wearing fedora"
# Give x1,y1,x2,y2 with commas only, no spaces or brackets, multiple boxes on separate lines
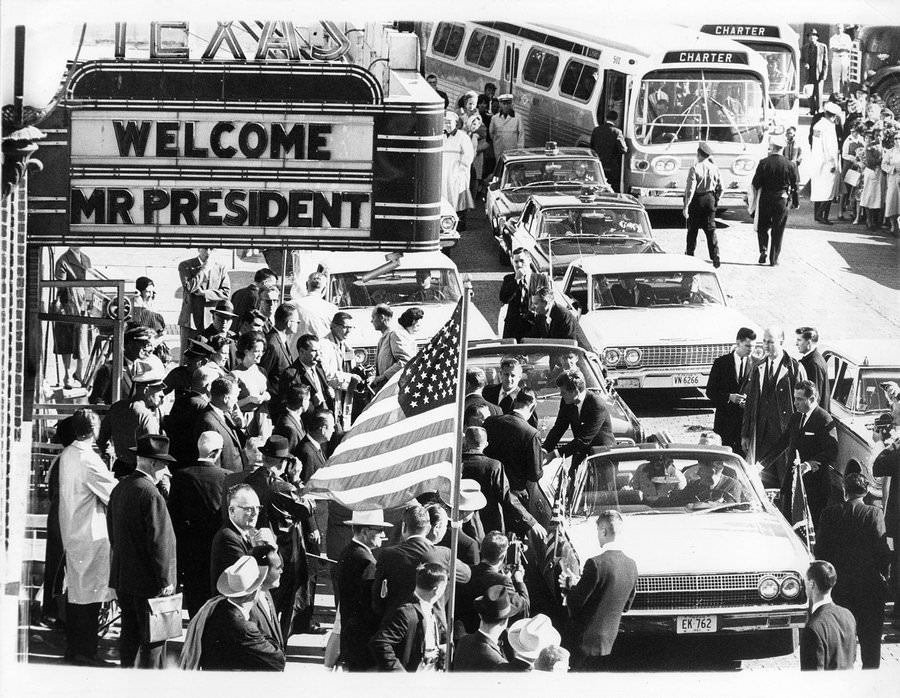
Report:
370,562,449,672
97,358,168,479
178,247,230,362
506,614,562,671
198,556,285,671
107,434,178,668
163,337,215,398
452,584,514,671
335,509,393,671
164,364,218,469
201,299,239,342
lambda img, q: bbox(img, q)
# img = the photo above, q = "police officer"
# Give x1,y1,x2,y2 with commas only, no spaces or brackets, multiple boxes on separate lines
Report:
751,135,799,266
683,142,722,268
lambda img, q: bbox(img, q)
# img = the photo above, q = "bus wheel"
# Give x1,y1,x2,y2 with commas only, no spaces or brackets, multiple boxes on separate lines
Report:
874,73,900,118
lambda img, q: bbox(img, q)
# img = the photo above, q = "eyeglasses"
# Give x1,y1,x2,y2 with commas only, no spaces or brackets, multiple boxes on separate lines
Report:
234,505,261,513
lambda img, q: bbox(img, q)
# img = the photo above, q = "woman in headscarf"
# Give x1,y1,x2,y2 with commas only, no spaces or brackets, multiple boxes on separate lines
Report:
442,110,475,231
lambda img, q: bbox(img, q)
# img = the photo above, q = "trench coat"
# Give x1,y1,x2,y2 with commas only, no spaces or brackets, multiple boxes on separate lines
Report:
57,439,117,604
442,129,475,212
809,117,840,203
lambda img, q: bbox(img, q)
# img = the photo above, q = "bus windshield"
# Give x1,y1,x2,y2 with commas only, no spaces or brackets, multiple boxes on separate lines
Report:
635,69,766,146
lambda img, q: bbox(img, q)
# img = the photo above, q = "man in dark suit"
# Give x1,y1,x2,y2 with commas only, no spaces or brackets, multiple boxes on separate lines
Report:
589,109,627,192
751,136,800,266
706,327,756,455
761,380,839,526
563,510,638,669
872,408,900,622
464,367,502,419
800,560,857,670
210,484,268,591
499,248,549,340
106,434,178,669
742,326,807,487
531,287,577,342
200,300,238,341
543,369,615,473
164,364,217,469
452,585,515,671
483,390,544,498
369,562,449,672
802,28,828,116
271,385,310,456
664,458,745,506
167,431,230,617
483,356,539,429
296,410,334,484
456,532,530,634
194,376,248,472
335,510,393,671
610,276,656,307
199,556,285,671
260,303,299,412
796,327,830,411
249,543,286,653
278,334,337,417
231,267,277,334
816,473,891,669
177,247,230,361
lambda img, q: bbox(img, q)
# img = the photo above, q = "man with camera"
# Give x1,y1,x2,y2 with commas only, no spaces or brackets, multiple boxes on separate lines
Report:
872,382,900,629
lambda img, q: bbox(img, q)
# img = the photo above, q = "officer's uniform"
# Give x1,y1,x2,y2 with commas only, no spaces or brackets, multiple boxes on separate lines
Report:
683,142,722,267
751,139,799,266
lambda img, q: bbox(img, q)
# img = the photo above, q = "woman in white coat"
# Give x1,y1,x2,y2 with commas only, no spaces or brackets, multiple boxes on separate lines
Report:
58,410,117,665
809,103,841,225
442,110,475,231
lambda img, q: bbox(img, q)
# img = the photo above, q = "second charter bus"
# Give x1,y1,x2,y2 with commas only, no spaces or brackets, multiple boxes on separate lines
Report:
422,21,773,209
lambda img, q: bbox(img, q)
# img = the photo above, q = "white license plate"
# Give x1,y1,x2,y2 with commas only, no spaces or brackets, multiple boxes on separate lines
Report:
676,615,717,634
672,374,701,386
615,378,641,389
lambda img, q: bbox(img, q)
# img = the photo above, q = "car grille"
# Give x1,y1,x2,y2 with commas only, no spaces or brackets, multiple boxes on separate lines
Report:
612,343,732,369
631,572,805,610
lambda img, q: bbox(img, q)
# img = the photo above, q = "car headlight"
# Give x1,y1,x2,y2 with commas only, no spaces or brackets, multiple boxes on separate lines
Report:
780,576,802,599
623,348,642,366
440,215,457,232
353,349,369,365
758,576,780,600
651,156,679,175
603,348,621,366
732,157,756,176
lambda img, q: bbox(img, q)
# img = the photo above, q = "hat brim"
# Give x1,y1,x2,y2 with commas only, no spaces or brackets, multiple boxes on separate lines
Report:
212,310,238,318
343,519,394,528
128,446,177,462
506,628,541,660
473,600,515,621
261,450,292,459
458,491,488,511
216,564,268,598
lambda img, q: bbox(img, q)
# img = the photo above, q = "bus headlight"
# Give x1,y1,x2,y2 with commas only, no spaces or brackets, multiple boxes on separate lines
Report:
632,159,650,172
651,156,680,175
780,575,802,599
603,348,621,366
758,576,780,600
623,348,642,366
732,157,756,176
440,215,457,232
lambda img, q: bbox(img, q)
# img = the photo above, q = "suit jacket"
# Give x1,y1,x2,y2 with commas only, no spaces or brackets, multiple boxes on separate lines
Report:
260,329,295,400
209,520,253,594
610,282,655,307
483,413,543,491
438,527,479,566
742,353,806,465
464,393,503,418
456,562,530,634
106,471,177,597
800,349,830,411
543,392,615,465
590,122,628,168
816,498,891,607
802,40,828,82
499,272,549,340
706,350,749,452
250,590,286,652
482,384,539,429
279,360,335,415
231,284,261,333
532,303,577,342
376,327,416,381
799,602,857,670
336,540,380,670
194,405,248,472
369,595,447,672
452,630,509,672
567,549,638,657
272,411,307,459
178,256,230,331
165,390,209,468
199,599,285,671
296,436,326,485
872,445,900,537
462,452,536,536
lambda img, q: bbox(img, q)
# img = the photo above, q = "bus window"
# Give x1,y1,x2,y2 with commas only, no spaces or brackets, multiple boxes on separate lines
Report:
560,59,598,102
752,41,797,109
465,29,501,70
522,47,560,90
432,22,466,59
599,70,628,128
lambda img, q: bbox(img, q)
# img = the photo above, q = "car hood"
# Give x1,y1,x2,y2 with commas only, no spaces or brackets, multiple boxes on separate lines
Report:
345,303,495,351
579,306,754,348
566,512,810,575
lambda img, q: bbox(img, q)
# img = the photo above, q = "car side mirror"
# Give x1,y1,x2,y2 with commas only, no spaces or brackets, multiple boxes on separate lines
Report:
489,177,500,191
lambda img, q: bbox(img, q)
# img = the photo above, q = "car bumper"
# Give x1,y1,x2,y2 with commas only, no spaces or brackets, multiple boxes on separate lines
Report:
611,369,712,390
630,187,748,209
621,608,807,634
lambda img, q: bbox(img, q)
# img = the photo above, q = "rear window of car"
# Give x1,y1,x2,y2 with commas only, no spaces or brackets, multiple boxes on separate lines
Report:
464,29,500,70
432,22,466,59
522,48,559,90
559,59,597,102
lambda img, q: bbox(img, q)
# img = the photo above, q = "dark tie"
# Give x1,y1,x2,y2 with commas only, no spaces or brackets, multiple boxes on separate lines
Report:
785,143,793,161
739,357,747,383
519,278,528,311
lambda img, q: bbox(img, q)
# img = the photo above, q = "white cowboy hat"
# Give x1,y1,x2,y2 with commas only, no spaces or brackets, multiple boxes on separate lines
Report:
216,555,268,598
343,509,394,528
507,614,561,661
458,479,487,512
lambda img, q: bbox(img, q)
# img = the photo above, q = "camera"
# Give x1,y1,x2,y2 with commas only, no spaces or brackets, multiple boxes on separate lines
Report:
504,534,525,573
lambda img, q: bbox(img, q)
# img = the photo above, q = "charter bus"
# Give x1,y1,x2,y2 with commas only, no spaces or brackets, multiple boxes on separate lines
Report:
421,21,773,209
699,23,800,130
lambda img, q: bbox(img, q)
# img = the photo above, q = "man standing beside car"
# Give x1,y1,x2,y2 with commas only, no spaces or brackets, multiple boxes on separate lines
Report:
872,388,900,629
590,110,627,192
530,287,577,342
706,327,756,456
499,248,549,340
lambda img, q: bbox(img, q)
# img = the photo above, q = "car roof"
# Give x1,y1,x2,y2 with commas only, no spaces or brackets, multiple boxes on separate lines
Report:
571,253,714,274
529,193,644,210
294,251,458,273
501,147,598,161
821,339,899,367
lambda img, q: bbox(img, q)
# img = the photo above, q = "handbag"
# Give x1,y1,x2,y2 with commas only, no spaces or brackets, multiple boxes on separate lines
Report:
144,593,183,643
843,168,861,187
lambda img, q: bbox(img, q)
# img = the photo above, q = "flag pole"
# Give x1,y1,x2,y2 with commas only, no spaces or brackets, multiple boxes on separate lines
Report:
444,276,471,671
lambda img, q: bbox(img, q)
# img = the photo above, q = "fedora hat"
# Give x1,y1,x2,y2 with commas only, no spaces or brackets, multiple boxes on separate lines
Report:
132,356,167,387
216,555,268,598
212,300,238,318
458,479,487,511
184,338,216,358
343,509,394,528
473,584,515,622
259,435,291,459
129,433,177,462
507,614,561,660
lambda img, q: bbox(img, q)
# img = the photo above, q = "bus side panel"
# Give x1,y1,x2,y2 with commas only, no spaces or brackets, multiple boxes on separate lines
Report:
524,91,594,147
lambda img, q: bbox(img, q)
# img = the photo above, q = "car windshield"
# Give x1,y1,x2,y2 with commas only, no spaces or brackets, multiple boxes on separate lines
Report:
329,268,461,308
588,271,724,309
570,451,763,517
537,208,651,240
635,69,766,145
467,347,630,436
502,159,605,188
854,369,900,413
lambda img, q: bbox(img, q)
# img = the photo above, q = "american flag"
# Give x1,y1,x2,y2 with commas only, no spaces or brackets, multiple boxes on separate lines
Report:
307,299,463,510
790,462,816,553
